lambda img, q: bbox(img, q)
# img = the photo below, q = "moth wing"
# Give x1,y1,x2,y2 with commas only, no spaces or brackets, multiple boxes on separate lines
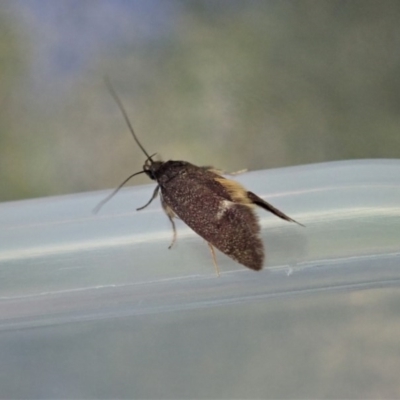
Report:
247,191,304,226
209,199,264,270
160,173,264,270
212,174,303,227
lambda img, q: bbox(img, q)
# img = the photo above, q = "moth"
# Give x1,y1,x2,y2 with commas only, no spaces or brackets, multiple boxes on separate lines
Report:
95,82,304,275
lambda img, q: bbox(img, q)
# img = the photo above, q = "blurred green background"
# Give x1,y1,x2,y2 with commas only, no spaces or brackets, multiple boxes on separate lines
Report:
1,0,400,202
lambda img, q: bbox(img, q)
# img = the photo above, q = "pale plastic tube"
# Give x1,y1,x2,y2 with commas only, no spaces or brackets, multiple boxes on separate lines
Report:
0,159,399,327
1,159,400,398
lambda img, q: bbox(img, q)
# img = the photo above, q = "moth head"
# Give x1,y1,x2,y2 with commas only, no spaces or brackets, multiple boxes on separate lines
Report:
143,157,163,180
143,158,152,174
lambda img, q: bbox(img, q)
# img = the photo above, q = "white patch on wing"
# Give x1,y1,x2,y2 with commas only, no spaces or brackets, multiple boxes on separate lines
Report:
216,200,233,220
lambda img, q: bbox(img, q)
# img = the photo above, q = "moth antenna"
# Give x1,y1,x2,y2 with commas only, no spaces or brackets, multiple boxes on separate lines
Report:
147,152,158,163
105,77,153,162
93,170,146,214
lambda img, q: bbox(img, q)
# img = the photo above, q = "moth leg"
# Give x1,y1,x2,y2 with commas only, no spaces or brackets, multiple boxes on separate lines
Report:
247,191,305,227
207,242,220,277
137,185,160,211
160,198,178,249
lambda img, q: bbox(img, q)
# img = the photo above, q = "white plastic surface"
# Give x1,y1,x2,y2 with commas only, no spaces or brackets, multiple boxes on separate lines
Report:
0,160,399,398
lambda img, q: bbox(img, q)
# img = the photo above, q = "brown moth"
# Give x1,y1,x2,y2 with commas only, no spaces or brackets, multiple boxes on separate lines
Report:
94,82,304,275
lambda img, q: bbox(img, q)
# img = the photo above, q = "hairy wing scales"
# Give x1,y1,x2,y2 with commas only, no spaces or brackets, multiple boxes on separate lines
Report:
160,171,264,270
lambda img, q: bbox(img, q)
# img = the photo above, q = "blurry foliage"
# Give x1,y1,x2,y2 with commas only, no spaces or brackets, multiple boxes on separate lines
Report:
1,0,400,201
0,8,31,199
